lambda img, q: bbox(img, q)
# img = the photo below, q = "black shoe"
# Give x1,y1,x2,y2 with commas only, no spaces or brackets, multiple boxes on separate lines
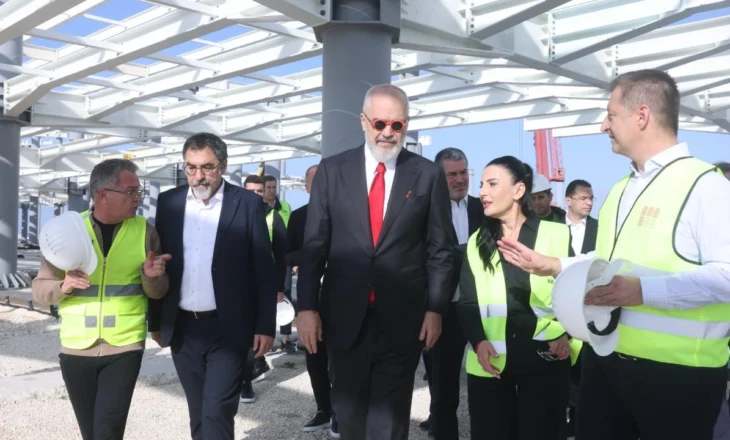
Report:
282,340,297,354
252,357,270,383
303,410,331,432
330,413,340,438
239,381,255,403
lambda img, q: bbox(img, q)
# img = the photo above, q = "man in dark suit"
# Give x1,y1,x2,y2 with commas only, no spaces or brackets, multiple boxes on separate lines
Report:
562,178,598,438
286,164,340,436
148,133,276,440
564,179,598,256
420,147,483,440
297,84,456,440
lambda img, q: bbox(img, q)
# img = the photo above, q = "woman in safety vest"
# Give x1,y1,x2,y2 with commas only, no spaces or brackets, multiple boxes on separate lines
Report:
457,155,578,440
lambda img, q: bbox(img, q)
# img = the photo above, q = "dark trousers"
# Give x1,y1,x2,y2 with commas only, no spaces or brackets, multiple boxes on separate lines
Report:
306,339,332,412
171,315,247,440
422,302,466,440
59,350,143,440
468,336,570,440
329,309,422,440
576,344,727,440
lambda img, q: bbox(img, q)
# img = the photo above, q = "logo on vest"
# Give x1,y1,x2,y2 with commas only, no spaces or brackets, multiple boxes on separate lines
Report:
637,205,660,229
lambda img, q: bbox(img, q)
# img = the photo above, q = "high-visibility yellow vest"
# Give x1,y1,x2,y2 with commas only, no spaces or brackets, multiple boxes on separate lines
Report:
278,200,291,227
58,214,148,350
595,157,730,368
266,209,274,242
465,220,582,377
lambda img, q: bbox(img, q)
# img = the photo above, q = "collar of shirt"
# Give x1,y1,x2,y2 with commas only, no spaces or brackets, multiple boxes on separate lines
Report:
186,182,225,207
364,144,398,177
565,216,587,227
523,214,540,234
451,194,469,208
629,143,690,177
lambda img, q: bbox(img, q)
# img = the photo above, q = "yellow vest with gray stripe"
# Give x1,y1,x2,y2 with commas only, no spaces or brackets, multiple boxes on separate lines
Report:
595,157,730,368
58,214,148,350
465,220,582,377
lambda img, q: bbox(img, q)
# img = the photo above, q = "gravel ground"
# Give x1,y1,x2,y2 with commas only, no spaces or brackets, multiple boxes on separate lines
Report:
0,304,472,439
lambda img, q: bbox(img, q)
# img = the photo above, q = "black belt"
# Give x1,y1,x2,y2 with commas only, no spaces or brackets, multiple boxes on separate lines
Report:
179,309,218,320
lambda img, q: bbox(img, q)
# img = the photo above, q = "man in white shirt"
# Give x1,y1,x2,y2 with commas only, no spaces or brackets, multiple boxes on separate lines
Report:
420,147,483,440
149,133,277,440
497,69,730,440
564,179,598,257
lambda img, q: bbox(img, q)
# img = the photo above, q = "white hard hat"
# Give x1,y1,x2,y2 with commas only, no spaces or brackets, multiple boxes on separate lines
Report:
552,258,626,356
532,173,552,194
276,297,296,327
39,211,97,275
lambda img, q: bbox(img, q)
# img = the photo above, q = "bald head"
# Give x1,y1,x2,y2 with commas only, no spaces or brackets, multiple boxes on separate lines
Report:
305,164,318,194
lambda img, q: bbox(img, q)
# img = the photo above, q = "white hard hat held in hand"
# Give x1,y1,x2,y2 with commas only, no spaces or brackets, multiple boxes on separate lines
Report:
39,211,97,275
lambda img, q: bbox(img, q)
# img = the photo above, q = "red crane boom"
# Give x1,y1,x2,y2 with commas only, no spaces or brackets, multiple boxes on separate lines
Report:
533,129,565,204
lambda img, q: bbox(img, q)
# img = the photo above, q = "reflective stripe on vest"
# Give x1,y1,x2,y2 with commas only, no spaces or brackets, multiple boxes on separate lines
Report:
465,220,582,377
596,157,730,367
58,214,148,350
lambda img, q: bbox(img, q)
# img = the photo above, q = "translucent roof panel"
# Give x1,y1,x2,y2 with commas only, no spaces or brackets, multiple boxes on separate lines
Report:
5,0,729,197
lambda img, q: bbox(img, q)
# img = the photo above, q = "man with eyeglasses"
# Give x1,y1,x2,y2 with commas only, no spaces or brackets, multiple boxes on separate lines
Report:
32,159,171,440
149,133,277,440
560,179,598,439
297,84,455,440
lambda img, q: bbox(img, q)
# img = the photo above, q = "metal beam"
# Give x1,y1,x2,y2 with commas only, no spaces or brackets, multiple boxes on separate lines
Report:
0,0,86,45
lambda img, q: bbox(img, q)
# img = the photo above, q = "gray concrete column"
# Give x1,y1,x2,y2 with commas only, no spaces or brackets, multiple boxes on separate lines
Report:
28,196,39,246
67,177,90,212
0,13,23,284
405,133,422,156
316,0,400,158
20,203,28,243
139,180,160,224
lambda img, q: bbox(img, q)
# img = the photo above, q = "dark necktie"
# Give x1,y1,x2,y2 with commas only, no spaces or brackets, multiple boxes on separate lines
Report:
368,162,386,303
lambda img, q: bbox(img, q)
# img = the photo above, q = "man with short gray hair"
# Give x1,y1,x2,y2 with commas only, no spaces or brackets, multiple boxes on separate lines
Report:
420,147,483,440
32,158,170,440
297,84,456,440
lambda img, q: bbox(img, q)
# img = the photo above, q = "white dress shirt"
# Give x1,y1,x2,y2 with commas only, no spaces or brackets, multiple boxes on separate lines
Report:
179,184,224,311
364,145,398,219
451,196,470,302
565,215,587,256
561,143,730,310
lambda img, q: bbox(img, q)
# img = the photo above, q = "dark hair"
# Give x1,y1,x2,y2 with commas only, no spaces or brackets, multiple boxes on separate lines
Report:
243,175,263,186
477,156,533,274
182,132,228,163
262,175,277,184
610,69,680,135
565,179,592,198
714,161,730,175
434,147,468,166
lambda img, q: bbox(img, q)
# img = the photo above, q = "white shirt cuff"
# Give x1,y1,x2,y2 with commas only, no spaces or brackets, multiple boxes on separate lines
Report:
640,276,672,310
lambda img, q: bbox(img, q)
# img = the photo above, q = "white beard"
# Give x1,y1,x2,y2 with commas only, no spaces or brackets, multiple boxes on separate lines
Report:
191,184,213,201
366,137,403,163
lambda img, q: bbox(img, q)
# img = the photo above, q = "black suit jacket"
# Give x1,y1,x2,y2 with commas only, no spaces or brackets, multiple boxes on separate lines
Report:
581,215,598,254
451,196,484,292
297,146,456,351
148,182,277,352
285,204,308,267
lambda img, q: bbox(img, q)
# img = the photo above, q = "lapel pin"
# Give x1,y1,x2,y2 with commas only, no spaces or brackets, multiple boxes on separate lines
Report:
406,190,412,198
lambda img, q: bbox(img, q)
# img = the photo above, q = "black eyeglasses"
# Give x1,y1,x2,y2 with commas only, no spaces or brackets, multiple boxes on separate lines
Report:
184,163,221,176
103,188,144,199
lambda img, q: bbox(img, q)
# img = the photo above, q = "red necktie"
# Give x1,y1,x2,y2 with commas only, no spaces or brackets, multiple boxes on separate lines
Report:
368,162,386,303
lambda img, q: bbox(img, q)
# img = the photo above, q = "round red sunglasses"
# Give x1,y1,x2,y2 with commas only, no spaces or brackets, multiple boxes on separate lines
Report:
363,114,408,132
